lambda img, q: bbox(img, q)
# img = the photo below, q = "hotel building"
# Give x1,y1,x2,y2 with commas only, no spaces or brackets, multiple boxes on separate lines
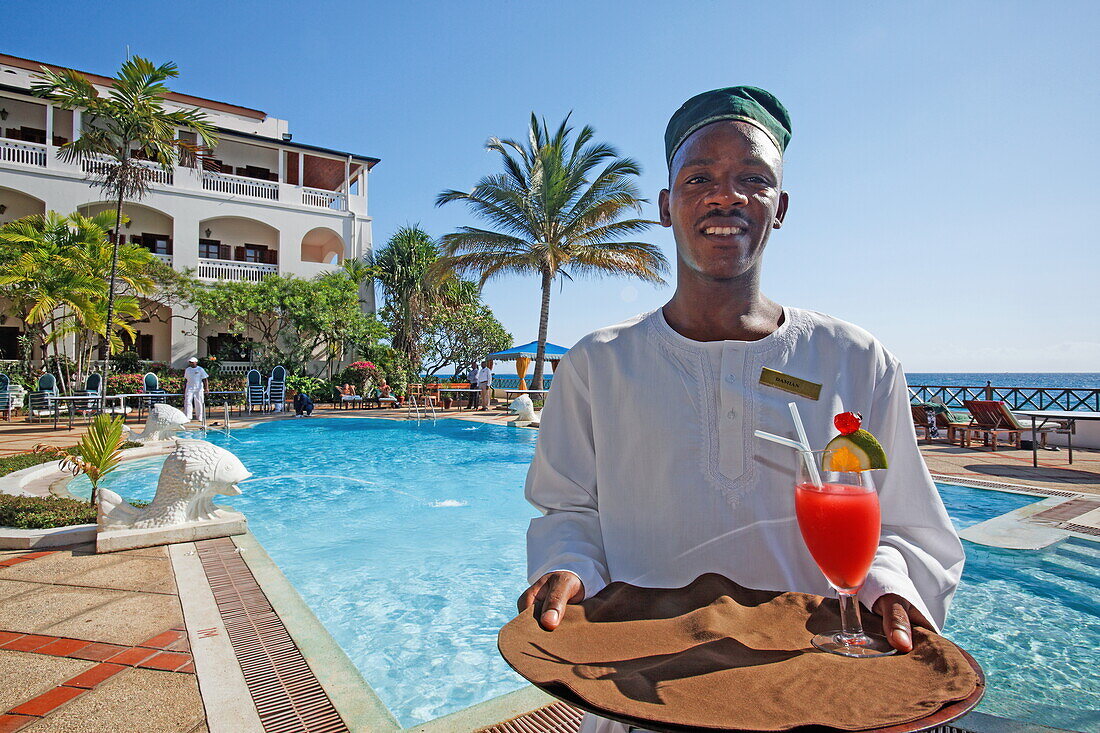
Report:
0,52,378,368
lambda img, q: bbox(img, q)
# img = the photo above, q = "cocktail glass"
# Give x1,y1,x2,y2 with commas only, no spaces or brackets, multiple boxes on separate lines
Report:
795,449,895,657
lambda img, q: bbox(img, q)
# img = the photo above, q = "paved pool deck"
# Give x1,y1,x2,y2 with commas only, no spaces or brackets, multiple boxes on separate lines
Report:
0,406,1096,732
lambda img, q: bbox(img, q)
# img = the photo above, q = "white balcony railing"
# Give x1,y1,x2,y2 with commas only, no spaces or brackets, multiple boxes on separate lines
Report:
302,187,347,210
201,170,279,200
197,258,277,283
153,254,173,266
81,155,174,185
0,138,47,167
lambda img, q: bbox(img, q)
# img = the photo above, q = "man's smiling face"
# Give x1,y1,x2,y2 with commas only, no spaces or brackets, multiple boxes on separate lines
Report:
659,120,788,284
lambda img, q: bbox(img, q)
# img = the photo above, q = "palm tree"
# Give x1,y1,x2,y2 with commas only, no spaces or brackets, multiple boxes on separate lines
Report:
0,211,156,384
436,114,668,388
0,212,108,387
373,226,465,373
31,56,219,361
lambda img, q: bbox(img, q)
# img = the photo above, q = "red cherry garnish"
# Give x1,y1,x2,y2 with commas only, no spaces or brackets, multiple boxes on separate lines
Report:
834,412,862,435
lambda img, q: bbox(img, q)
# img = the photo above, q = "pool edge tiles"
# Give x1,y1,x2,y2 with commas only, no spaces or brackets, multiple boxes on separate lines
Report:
230,531,400,733
231,530,557,733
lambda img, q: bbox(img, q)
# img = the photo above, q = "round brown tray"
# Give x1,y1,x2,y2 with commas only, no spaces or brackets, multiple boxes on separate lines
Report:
507,646,985,733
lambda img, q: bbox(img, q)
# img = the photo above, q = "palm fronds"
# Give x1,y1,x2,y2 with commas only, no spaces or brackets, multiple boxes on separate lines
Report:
436,114,669,388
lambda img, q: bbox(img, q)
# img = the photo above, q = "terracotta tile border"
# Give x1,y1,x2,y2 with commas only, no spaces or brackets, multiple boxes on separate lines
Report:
8,686,84,717
0,550,57,569
0,714,37,733
0,627,199,729
0,629,196,667
62,663,127,689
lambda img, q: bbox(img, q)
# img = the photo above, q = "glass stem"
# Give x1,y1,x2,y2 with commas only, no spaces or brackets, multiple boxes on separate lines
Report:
837,589,864,641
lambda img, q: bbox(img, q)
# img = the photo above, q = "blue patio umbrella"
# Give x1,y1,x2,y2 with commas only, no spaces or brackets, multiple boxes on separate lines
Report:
487,341,570,388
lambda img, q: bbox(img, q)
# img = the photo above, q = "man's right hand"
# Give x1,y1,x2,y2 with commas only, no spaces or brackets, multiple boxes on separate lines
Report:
517,571,585,631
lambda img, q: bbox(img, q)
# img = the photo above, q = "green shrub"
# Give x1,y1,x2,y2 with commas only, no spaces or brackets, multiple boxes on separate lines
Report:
0,494,149,529
0,452,55,477
112,351,143,373
286,375,323,397
0,495,97,528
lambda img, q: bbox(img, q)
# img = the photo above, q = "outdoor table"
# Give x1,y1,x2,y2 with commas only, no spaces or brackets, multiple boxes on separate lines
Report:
43,395,100,430
437,388,481,409
1014,410,1100,467
502,388,549,399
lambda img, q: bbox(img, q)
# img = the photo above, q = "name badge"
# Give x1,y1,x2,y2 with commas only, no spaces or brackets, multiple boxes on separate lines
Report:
759,368,821,400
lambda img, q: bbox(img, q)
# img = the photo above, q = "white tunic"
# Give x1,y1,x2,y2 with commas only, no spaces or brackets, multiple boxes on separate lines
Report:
524,308,964,731
523,305,963,726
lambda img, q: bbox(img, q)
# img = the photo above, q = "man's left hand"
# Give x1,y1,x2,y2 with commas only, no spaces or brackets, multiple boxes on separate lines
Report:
872,593,932,653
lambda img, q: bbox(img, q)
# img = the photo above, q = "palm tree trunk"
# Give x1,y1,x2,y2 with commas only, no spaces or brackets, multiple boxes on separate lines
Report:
101,191,124,362
530,269,552,390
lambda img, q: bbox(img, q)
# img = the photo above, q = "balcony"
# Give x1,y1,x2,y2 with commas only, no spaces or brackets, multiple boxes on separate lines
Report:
196,258,277,283
301,187,347,209
82,154,174,185
0,137,368,215
153,253,173,266
0,137,47,167
201,170,279,201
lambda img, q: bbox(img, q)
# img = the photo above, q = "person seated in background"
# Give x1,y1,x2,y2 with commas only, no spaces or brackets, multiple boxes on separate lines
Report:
293,392,315,417
378,383,398,407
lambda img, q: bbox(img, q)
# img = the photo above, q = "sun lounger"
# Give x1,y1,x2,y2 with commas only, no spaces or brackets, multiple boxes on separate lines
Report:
911,402,970,441
958,400,1056,451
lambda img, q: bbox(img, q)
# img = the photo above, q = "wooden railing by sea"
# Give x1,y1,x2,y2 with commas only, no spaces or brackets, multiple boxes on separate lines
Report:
909,384,1100,412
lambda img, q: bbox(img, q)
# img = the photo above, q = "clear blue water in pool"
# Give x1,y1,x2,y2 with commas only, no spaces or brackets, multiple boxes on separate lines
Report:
73,419,1100,730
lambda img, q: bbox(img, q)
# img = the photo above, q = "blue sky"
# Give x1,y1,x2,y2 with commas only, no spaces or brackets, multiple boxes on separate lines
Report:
3,1,1097,372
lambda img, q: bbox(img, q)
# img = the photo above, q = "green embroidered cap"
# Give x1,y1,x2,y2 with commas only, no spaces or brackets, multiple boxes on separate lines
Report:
665,86,792,167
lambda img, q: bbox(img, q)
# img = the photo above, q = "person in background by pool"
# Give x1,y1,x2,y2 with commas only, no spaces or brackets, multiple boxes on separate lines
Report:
465,360,481,410
182,357,208,423
476,360,493,411
519,87,965,733
293,391,314,417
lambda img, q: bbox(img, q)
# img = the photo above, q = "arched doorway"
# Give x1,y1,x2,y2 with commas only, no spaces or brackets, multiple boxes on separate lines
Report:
0,187,46,226
300,226,345,265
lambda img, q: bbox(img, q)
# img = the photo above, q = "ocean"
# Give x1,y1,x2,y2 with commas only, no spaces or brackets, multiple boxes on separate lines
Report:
905,373,1100,389
439,372,1100,390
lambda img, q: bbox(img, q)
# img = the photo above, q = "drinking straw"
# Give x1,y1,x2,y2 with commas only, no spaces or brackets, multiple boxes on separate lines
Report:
787,401,823,488
753,430,807,452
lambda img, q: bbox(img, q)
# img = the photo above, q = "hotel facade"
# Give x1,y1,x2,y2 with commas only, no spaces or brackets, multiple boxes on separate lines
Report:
0,53,378,369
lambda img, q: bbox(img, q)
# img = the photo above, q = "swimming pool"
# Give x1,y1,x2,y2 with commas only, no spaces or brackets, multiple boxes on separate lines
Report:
73,419,1099,730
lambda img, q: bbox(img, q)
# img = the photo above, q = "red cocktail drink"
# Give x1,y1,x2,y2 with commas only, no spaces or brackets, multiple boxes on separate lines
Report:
794,449,894,657
795,482,880,591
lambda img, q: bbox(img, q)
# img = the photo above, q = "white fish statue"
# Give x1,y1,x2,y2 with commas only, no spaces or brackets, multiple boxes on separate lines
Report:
508,394,541,427
98,439,251,530
123,403,190,443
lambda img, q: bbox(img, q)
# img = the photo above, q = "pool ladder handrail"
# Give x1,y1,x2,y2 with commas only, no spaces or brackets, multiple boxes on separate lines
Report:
405,395,436,422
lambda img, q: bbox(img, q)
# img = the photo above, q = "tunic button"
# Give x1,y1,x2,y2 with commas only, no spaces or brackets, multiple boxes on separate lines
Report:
727,409,736,420
725,374,736,384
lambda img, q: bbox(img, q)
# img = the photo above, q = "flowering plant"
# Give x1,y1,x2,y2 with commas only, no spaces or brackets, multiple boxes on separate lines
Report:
341,361,381,390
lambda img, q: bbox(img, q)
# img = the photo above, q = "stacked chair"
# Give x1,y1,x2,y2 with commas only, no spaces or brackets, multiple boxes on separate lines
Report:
27,373,60,423
246,369,268,413
267,365,287,412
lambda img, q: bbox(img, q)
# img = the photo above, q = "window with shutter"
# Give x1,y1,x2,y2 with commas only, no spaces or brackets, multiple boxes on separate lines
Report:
235,246,246,262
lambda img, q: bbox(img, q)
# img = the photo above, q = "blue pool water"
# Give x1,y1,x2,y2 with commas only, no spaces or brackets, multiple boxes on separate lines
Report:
73,419,1100,730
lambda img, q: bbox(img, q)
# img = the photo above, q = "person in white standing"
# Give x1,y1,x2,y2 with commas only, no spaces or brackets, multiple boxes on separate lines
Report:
476,360,494,411
182,357,209,422
518,87,964,733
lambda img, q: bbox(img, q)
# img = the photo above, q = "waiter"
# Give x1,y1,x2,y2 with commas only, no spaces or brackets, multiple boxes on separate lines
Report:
182,356,209,422
519,87,964,733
